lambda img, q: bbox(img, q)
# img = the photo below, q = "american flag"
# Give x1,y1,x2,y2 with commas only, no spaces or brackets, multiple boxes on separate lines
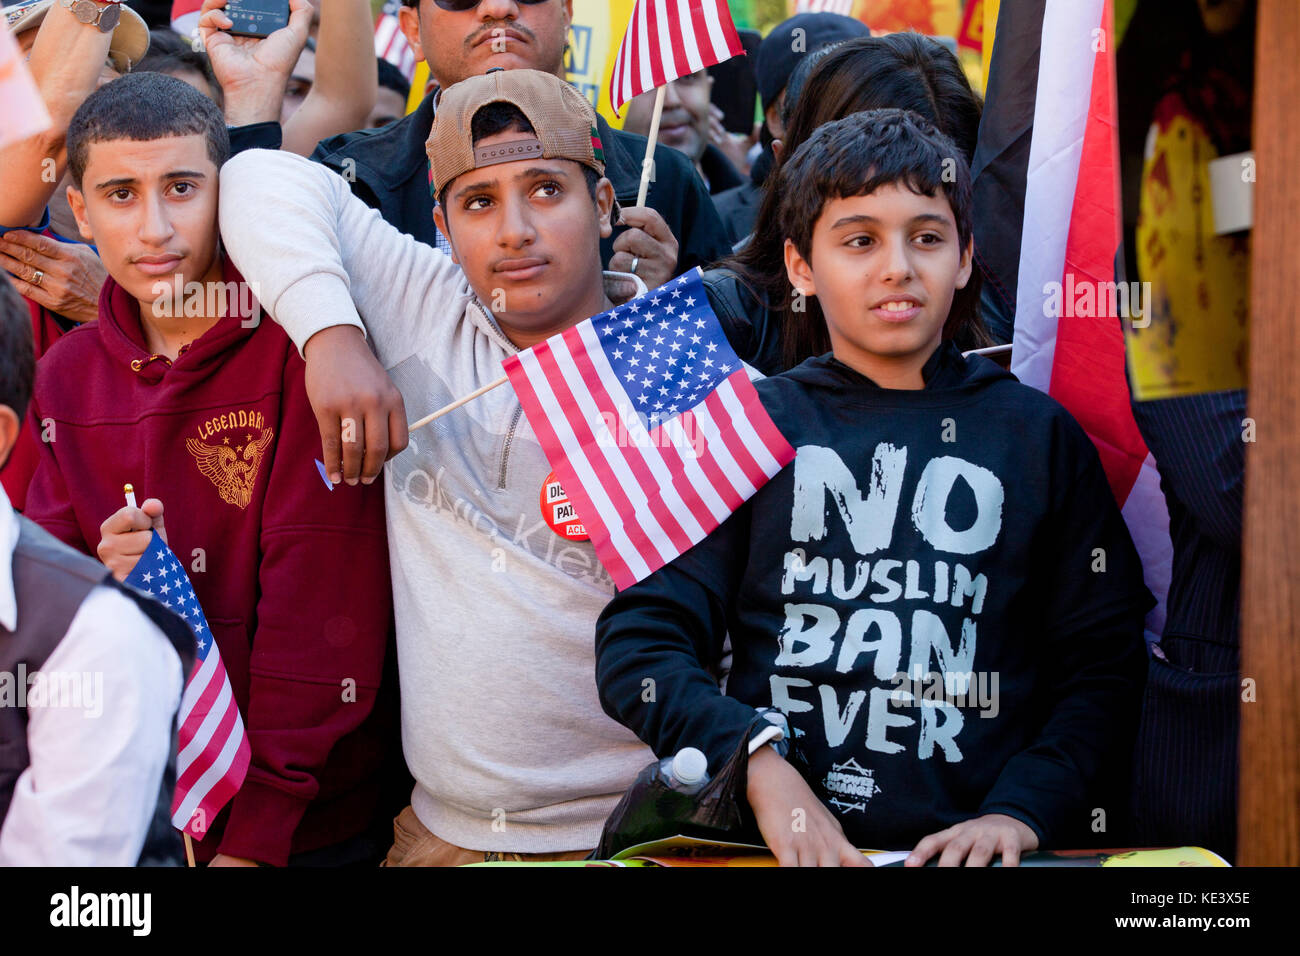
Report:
503,268,795,589
608,0,745,117
375,2,417,83
125,531,250,838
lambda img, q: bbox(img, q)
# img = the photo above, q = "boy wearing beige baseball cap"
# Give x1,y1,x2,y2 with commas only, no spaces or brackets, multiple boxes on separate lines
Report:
218,70,660,864
424,67,636,350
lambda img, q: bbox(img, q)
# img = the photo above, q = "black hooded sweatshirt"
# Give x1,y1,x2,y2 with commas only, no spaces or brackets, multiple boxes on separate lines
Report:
595,342,1153,850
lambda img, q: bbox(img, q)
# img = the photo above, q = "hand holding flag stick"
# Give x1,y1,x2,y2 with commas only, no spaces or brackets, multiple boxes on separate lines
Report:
121,483,251,864
608,0,746,208
317,377,511,488
123,484,193,867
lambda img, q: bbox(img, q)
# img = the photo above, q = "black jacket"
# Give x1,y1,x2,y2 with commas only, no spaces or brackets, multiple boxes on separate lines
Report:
702,267,786,377
596,343,1152,850
308,93,734,275
712,143,769,247
713,143,772,246
712,179,761,248
699,143,745,195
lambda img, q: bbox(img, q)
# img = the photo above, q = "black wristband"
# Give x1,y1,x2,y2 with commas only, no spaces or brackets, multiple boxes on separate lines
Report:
228,121,284,156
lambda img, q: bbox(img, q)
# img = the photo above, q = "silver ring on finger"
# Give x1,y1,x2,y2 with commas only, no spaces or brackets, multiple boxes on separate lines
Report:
629,257,640,275
31,269,44,288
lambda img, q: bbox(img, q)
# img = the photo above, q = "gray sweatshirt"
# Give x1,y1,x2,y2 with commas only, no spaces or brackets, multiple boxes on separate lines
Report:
218,148,654,853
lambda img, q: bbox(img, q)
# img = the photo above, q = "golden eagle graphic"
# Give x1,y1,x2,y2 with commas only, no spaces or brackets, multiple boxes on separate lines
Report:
186,427,275,509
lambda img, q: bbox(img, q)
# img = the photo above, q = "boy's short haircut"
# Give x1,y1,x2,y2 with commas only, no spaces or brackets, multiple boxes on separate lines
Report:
776,108,983,353
67,72,230,191
0,277,35,421
470,100,536,145
780,107,973,259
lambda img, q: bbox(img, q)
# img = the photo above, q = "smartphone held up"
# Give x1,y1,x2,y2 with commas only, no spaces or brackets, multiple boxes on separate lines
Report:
219,0,290,38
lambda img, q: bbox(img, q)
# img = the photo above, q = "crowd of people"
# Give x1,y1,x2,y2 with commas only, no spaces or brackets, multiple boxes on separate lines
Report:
0,0,1242,867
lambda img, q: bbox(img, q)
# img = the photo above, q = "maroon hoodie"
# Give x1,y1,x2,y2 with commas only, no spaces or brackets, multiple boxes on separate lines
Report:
24,255,394,866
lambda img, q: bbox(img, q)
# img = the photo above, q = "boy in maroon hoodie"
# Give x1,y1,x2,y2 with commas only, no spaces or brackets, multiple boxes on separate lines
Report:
22,72,395,866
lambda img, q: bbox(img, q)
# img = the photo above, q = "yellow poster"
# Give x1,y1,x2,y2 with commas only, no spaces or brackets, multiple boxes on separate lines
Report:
406,61,429,115
981,0,999,89
403,0,635,122
567,0,637,128
1128,107,1250,400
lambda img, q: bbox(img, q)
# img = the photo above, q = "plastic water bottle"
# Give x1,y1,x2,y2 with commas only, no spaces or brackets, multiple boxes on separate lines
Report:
658,747,709,796
594,746,713,857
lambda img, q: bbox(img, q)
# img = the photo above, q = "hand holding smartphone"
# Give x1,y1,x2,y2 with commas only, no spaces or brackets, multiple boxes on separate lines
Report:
197,0,313,124
219,0,292,39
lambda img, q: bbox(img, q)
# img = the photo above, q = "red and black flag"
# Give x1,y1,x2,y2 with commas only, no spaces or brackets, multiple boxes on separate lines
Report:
971,0,1171,638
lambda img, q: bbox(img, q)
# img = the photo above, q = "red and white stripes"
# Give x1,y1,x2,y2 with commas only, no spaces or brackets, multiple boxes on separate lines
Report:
170,640,250,836
506,324,791,590
608,0,744,117
1009,0,1171,636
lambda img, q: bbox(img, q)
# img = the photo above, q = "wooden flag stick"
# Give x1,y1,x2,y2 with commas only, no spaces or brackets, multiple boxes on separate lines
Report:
183,832,195,867
636,85,668,208
407,374,509,433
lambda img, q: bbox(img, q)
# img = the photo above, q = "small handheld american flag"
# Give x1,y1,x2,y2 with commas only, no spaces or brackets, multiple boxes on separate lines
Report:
608,0,746,117
503,268,794,589
125,531,250,839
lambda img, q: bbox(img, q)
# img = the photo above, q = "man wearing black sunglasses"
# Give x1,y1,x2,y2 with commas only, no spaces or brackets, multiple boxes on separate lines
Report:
309,0,730,293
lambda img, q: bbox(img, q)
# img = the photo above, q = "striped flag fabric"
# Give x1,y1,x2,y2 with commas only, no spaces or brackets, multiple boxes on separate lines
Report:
503,268,795,589
125,531,250,838
608,0,745,117
971,0,1172,638
375,2,417,82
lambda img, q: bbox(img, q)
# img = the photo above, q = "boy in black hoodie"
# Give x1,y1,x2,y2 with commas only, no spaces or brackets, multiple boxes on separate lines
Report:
595,109,1153,867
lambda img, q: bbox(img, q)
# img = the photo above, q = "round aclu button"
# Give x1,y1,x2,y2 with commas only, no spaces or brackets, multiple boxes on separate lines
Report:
540,471,589,541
